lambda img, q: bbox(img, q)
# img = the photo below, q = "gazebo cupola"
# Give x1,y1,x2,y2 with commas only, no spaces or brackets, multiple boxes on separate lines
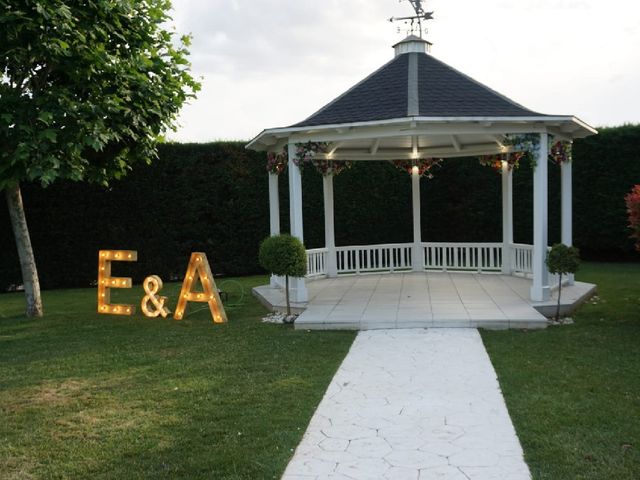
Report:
247,26,596,304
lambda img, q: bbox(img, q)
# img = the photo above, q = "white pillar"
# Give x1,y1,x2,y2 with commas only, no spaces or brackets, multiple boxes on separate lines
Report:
268,173,281,288
501,160,514,274
530,133,551,301
287,143,308,302
411,167,423,272
323,173,337,277
561,158,574,285
269,173,280,236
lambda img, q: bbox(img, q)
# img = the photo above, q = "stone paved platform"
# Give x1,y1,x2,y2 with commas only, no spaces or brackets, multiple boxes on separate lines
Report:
282,329,531,480
254,273,595,330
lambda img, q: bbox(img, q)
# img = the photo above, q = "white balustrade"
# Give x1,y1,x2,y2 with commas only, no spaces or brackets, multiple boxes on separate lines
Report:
335,243,413,274
511,243,534,274
306,248,328,277
422,242,502,272
305,242,547,278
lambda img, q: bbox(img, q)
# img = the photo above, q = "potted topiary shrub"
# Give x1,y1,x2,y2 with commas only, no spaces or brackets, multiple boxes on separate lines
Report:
259,234,307,320
546,243,580,323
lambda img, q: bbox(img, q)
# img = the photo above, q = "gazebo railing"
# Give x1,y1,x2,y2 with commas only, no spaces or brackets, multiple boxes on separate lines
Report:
336,243,413,274
422,242,502,272
511,243,534,274
305,242,546,278
306,248,328,278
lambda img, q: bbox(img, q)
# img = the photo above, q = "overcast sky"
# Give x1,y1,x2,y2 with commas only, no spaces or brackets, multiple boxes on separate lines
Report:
167,0,640,143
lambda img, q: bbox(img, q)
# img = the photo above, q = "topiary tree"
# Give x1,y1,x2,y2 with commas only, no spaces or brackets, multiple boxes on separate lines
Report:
1,0,199,316
259,234,307,317
546,243,580,322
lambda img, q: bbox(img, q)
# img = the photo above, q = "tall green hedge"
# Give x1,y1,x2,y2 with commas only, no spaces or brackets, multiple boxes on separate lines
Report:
1,126,639,292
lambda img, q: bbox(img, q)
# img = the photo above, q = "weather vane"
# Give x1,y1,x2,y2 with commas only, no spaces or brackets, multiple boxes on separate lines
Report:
389,0,434,38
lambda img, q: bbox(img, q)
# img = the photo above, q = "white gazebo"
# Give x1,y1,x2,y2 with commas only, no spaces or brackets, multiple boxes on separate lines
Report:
247,36,596,308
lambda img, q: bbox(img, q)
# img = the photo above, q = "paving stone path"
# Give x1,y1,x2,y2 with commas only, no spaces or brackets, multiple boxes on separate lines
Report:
282,329,531,480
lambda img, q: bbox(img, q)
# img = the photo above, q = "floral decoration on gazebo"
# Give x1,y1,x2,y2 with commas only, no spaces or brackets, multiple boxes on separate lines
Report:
266,142,352,176
479,135,573,173
392,158,443,178
478,152,525,173
266,147,288,174
549,140,572,164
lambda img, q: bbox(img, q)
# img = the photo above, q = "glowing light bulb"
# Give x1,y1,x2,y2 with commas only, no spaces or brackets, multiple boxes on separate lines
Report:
115,253,120,258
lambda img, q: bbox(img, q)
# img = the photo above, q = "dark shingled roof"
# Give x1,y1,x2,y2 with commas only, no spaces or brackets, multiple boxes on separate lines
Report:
292,48,544,128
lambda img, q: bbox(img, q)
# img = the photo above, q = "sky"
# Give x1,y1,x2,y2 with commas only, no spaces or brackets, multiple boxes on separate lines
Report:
167,0,640,143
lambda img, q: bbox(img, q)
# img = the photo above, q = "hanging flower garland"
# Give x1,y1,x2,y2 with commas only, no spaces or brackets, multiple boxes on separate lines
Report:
549,140,572,164
392,158,442,179
293,141,352,176
479,135,572,173
478,152,525,173
266,147,288,175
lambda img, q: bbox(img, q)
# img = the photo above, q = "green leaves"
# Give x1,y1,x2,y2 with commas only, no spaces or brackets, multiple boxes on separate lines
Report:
259,235,308,279
546,244,581,275
0,0,200,190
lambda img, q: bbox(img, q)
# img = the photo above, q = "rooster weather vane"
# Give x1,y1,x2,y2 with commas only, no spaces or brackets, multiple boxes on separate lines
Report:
389,0,434,38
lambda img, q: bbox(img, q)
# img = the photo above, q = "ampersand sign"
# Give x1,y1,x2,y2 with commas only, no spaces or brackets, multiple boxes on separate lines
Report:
141,275,170,318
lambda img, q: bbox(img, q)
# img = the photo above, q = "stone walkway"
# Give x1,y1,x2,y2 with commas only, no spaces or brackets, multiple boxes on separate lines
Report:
282,329,531,480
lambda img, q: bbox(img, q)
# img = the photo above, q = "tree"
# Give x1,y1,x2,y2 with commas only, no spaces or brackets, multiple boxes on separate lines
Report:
546,244,580,322
1,1,199,316
258,235,307,317
625,185,640,251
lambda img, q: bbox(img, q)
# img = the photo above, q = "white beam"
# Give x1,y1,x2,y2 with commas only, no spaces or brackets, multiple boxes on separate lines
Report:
287,143,308,302
369,138,380,155
561,159,574,285
530,133,550,301
411,167,423,272
268,173,281,288
328,141,344,156
323,174,337,277
313,143,513,161
450,135,462,152
501,159,513,275
289,123,550,144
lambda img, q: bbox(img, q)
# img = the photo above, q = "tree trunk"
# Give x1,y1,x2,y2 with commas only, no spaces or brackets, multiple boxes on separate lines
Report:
4,184,43,317
285,275,290,316
556,273,563,322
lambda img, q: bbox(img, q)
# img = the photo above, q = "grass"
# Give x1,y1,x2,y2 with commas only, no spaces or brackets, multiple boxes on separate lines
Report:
0,276,356,479
3,265,639,479
481,263,640,480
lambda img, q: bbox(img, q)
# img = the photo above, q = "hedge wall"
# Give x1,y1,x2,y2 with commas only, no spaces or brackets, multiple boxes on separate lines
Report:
1,126,639,291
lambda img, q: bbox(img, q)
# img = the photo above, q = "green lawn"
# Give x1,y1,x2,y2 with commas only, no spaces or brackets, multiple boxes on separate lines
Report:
2,265,639,479
0,276,356,479
482,263,640,480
